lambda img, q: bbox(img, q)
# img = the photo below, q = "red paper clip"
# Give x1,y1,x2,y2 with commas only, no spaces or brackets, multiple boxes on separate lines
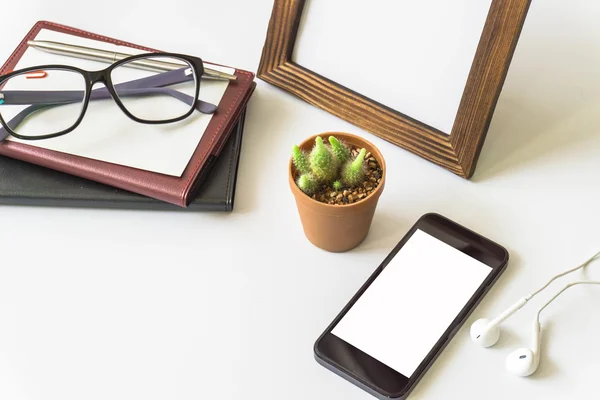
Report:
25,70,47,79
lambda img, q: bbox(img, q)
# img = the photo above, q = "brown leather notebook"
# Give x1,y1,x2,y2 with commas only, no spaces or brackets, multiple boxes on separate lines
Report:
0,21,255,207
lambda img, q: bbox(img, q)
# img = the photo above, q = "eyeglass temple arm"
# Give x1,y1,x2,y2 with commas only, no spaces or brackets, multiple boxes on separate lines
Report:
0,69,217,141
113,68,217,114
0,88,215,142
0,68,217,114
2,86,216,112
0,85,212,141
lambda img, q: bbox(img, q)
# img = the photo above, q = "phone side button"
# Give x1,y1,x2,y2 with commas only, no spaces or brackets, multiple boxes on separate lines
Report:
450,325,460,337
447,323,463,341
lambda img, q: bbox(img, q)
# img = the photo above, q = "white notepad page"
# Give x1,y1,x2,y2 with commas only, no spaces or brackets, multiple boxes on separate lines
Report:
3,29,234,176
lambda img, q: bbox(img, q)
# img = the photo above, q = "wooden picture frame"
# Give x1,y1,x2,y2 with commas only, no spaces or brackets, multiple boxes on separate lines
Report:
257,0,531,178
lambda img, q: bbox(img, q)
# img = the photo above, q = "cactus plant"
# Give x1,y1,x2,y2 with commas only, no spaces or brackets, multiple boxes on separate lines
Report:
309,136,337,182
328,136,350,164
292,145,311,175
296,173,319,195
341,148,366,186
292,135,370,197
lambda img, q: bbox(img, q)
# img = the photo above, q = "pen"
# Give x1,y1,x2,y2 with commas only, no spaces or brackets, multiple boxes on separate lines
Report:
27,40,237,81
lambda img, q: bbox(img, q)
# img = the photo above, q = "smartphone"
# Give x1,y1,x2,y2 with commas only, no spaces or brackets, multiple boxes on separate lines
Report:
314,213,509,400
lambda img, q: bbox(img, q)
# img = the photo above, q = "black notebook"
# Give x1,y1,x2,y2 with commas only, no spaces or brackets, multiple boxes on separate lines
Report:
0,109,247,211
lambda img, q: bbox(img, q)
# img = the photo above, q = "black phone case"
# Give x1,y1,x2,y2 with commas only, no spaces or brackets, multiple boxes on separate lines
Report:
313,213,509,400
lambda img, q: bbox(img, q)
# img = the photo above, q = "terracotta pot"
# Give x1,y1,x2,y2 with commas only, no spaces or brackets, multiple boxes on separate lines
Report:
289,132,386,252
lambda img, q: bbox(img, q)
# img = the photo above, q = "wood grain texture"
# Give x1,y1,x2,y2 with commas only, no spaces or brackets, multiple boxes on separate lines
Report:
257,0,532,178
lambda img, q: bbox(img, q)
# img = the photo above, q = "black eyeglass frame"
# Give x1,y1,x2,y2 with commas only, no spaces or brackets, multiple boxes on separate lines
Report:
0,52,205,141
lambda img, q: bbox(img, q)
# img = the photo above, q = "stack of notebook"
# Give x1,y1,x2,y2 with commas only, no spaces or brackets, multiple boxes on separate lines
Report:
0,21,256,211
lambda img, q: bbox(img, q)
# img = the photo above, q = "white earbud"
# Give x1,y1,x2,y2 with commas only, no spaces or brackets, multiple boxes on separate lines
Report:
471,250,600,350
470,297,528,347
470,251,600,378
505,280,600,377
469,318,499,347
505,320,541,377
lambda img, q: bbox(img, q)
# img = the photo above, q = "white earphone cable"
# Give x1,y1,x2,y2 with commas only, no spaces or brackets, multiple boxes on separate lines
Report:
536,280,600,322
526,250,600,301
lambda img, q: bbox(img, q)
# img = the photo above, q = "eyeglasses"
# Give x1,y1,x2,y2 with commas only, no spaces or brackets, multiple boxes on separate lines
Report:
0,52,217,142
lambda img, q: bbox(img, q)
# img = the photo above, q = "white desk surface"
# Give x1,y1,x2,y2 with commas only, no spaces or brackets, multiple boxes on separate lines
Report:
1,1,599,399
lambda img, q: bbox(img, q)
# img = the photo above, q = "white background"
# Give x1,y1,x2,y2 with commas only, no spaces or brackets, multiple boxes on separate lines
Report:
1,1,600,400
332,229,492,378
294,0,493,134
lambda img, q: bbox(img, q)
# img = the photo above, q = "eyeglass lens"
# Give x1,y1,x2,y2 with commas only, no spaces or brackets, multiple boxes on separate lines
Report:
110,56,198,122
0,68,86,138
0,56,199,139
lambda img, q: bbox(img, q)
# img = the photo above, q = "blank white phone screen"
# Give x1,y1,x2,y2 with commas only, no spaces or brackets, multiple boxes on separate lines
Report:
331,229,492,377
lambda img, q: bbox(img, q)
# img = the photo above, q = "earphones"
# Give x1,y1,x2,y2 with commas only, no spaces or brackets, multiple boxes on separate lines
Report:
505,319,541,377
470,250,600,376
